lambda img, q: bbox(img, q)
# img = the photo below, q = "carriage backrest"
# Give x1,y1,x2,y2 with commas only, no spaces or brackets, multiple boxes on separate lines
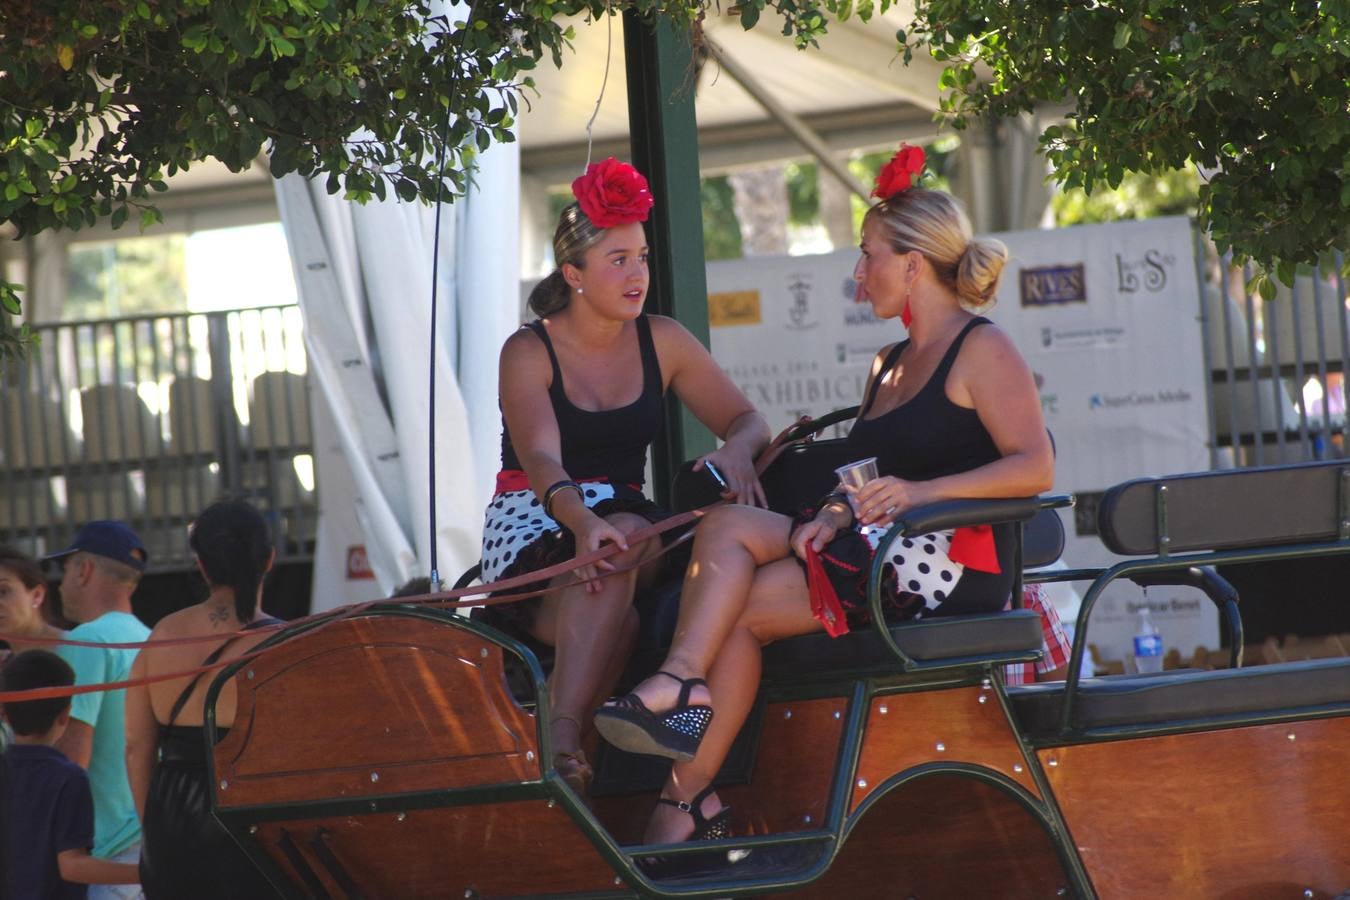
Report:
1097,460,1350,556
211,608,542,812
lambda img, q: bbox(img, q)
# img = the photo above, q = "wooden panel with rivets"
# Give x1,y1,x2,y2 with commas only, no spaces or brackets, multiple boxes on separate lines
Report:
215,614,541,809
249,801,621,898
778,773,1069,899
722,696,848,836
1041,717,1350,897
849,685,1039,812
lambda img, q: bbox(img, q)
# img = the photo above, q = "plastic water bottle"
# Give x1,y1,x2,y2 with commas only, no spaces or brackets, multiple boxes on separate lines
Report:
1133,606,1164,674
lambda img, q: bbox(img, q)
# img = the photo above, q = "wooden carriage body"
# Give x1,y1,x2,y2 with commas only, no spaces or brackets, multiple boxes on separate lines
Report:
205,459,1350,899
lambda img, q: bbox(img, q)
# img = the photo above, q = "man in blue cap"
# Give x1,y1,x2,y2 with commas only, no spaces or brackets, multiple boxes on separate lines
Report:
47,520,151,900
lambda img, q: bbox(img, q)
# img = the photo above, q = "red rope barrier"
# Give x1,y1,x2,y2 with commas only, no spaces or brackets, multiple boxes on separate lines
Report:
0,415,814,705
0,507,706,703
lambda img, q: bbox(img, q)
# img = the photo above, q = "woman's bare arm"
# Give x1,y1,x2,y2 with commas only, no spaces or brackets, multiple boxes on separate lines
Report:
123,650,157,822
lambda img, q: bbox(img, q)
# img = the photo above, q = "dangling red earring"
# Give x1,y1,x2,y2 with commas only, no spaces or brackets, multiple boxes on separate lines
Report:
901,288,914,329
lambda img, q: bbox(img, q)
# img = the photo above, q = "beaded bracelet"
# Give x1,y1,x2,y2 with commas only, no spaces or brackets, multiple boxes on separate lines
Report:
543,479,583,518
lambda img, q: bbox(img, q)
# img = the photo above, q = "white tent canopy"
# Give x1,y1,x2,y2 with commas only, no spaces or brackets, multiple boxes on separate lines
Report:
275,140,519,607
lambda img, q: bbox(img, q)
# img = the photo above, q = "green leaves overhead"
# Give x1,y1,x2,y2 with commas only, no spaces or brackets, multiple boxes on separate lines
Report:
903,0,1350,273
1,0,1346,363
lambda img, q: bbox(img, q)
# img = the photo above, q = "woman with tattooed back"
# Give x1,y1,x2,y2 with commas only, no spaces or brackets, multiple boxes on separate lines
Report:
124,500,283,898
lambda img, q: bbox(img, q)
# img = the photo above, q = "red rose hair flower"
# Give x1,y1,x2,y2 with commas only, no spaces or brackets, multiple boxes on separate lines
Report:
571,157,655,229
871,143,926,200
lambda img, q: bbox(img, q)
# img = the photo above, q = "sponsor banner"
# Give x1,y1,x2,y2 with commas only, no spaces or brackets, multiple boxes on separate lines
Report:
706,259,892,437
1020,263,1087,307
346,545,375,580
706,216,1216,663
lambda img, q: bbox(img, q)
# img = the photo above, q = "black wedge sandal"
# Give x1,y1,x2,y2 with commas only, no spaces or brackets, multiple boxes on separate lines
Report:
593,670,714,761
638,786,741,880
656,785,731,841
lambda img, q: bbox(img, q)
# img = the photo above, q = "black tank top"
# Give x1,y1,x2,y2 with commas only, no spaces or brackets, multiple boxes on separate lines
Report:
500,315,664,486
846,317,1001,482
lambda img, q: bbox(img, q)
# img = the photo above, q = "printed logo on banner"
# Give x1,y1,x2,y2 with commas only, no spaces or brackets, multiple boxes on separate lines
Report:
1116,249,1176,294
1039,325,1128,351
1020,263,1087,307
1033,371,1059,415
346,545,374,580
1088,387,1193,410
784,273,819,331
709,290,762,327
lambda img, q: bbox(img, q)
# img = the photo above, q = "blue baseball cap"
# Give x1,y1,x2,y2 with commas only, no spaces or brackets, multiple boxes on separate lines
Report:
45,520,149,572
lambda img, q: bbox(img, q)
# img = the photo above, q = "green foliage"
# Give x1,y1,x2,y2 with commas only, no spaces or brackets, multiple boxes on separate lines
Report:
904,0,1350,276
65,234,189,319
784,161,819,227
700,175,743,260
3,0,1348,365
1053,167,1201,227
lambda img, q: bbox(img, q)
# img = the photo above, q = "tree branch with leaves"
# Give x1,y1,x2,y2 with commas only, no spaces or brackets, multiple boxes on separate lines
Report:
902,0,1349,297
3,0,1347,360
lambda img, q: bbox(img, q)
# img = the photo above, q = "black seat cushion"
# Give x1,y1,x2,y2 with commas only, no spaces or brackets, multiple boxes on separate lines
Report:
1010,656,1350,737
761,609,1044,681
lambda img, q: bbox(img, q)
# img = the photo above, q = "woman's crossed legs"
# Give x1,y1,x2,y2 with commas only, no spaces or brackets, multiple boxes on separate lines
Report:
599,504,823,843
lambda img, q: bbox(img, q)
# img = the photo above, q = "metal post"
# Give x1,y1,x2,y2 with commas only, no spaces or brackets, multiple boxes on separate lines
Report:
1191,226,1220,470
207,313,242,495
624,11,714,506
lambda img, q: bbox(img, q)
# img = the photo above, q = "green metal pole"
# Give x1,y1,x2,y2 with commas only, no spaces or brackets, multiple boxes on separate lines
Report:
624,11,714,507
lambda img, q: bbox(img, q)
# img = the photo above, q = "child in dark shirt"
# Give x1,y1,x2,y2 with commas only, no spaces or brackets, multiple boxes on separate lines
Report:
1,650,139,899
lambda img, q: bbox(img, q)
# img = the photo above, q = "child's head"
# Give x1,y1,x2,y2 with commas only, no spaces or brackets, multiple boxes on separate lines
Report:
0,649,75,737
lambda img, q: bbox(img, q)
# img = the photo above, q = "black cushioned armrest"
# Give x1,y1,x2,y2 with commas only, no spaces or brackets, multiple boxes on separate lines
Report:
1010,657,1350,737
894,496,1043,536
762,609,1043,680
1097,460,1350,556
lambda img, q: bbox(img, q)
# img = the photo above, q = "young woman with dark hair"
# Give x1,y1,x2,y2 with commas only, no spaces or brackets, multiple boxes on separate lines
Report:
477,158,770,796
124,500,282,898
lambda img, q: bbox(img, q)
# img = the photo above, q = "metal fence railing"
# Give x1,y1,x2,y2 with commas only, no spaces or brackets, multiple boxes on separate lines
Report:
0,305,315,571
1196,231,1349,469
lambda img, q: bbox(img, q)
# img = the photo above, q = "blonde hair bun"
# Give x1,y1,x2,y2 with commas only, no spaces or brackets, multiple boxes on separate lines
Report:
955,237,1008,309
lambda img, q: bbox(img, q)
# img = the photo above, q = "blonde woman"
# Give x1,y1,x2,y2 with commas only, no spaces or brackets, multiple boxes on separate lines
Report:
595,146,1055,845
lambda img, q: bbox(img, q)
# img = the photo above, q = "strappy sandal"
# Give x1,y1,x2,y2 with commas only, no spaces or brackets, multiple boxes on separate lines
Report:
553,749,593,797
593,671,714,761
639,786,738,879
656,785,731,841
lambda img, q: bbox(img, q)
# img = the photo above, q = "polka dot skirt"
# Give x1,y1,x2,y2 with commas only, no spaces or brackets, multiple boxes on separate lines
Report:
480,483,618,584
863,526,965,614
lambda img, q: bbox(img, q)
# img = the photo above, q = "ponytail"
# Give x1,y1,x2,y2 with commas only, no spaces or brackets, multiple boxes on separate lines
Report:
189,499,273,621
528,270,571,317
528,203,607,319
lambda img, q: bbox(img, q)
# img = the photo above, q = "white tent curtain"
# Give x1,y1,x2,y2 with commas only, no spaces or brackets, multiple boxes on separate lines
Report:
275,140,519,609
